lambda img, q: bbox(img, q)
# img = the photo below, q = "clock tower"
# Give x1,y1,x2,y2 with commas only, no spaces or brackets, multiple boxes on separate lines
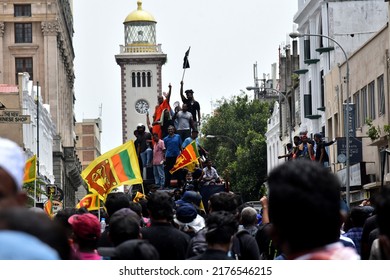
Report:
115,1,167,142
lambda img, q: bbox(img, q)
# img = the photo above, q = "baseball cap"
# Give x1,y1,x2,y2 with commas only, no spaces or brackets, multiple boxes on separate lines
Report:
185,89,194,94
68,213,101,240
175,204,197,223
0,137,26,189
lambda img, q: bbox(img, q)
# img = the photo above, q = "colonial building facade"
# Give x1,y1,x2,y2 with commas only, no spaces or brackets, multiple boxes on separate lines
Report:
0,1,82,207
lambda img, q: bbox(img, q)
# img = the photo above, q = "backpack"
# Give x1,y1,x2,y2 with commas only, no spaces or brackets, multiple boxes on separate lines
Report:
230,229,251,260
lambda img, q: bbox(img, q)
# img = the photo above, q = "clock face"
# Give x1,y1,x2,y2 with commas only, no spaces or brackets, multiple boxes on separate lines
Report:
135,99,150,114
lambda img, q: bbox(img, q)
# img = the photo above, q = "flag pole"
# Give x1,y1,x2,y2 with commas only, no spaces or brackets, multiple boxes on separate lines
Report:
181,68,186,82
35,81,40,208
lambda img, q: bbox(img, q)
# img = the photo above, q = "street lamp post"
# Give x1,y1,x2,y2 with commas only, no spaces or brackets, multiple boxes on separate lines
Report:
205,134,238,149
289,31,351,208
246,86,293,144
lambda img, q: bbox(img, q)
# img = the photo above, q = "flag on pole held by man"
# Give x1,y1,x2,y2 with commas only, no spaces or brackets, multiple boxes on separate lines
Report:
23,155,37,183
183,47,191,69
170,141,200,174
81,140,143,202
76,194,100,211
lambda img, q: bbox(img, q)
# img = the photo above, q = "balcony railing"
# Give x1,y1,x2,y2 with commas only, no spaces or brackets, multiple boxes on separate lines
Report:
119,44,163,54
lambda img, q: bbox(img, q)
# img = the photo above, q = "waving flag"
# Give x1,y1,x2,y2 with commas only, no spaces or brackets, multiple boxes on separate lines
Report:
183,47,191,69
76,194,100,211
23,155,36,183
82,140,143,201
170,141,200,174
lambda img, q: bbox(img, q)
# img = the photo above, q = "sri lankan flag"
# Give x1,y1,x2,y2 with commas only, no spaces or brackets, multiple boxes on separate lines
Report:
76,194,100,211
44,196,53,217
81,140,143,201
170,141,200,174
23,155,37,183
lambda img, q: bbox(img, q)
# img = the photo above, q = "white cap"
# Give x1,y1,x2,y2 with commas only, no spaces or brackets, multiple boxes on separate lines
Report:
0,137,25,189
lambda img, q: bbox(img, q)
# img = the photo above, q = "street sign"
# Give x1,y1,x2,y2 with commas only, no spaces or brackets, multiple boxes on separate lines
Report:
0,110,30,123
337,137,362,164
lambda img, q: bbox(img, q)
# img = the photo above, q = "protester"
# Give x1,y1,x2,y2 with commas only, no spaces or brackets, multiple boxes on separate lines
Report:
174,203,205,238
369,188,390,259
152,84,172,139
187,211,238,260
108,239,159,260
152,132,166,189
68,213,102,260
98,192,133,247
0,207,72,259
163,125,182,188
180,81,201,130
267,160,360,260
141,191,190,259
173,103,194,142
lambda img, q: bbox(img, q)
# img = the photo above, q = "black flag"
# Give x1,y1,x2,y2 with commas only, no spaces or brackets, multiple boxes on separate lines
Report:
183,47,190,69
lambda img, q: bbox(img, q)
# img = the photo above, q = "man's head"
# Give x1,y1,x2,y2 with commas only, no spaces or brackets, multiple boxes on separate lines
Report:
314,133,322,143
268,160,341,258
167,125,175,136
68,213,101,250
240,206,258,227
185,89,194,100
146,191,174,221
105,192,130,217
205,211,238,248
108,208,141,246
157,95,164,105
293,136,301,146
0,137,27,209
300,134,309,143
182,103,188,112
152,133,159,142
208,192,240,214
136,123,145,134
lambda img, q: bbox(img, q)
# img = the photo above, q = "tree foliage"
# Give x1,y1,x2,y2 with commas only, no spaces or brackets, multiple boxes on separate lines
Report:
201,94,271,201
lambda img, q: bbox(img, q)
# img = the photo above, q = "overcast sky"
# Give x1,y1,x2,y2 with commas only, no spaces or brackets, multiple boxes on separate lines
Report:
73,0,298,153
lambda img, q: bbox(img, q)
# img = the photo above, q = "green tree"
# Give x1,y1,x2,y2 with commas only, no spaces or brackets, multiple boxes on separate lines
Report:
201,93,271,201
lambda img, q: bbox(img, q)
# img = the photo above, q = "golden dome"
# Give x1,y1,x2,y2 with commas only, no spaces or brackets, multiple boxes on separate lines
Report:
124,1,156,23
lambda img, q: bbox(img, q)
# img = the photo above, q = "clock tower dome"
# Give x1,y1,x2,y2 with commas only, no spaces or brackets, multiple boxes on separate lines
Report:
115,1,167,142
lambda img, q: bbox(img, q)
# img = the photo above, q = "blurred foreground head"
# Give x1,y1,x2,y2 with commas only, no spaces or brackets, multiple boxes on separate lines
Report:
268,160,341,257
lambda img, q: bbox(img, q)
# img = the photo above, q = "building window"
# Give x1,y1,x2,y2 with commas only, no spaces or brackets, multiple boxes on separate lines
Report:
132,72,136,87
378,75,385,116
361,86,368,122
15,23,32,43
147,72,152,87
368,81,375,120
15,57,33,84
131,71,152,88
14,4,31,17
354,91,361,128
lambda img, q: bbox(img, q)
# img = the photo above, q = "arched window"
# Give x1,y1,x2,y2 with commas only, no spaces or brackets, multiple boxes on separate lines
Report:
131,72,136,87
136,72,141,87
131,71,152,87
147,72,152,87
142,72,146,87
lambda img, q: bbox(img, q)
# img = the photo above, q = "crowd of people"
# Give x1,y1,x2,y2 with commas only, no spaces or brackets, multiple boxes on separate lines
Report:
134,82,206,190
278,132,336,167
2,134,390,260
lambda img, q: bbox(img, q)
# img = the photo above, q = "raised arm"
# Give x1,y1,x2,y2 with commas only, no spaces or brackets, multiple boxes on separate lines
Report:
180,81,187,103
166,83,172,103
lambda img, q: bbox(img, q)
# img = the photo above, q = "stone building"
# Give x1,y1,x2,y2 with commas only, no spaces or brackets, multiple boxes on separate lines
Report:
0,1,82,207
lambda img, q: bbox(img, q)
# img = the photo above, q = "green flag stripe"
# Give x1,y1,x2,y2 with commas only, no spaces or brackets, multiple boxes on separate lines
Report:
119,149,136,180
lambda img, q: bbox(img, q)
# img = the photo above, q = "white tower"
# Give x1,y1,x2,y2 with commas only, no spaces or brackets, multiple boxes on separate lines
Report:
115,1,167,142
